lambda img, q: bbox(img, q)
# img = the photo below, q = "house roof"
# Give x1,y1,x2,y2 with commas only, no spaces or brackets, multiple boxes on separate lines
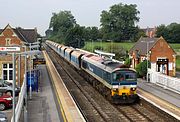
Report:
0,25,37,43
15,28,37,43
129,37,159,55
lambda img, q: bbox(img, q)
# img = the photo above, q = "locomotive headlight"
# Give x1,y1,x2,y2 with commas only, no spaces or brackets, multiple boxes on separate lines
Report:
112,88,118,92
130,87,136,91
112,85,118,89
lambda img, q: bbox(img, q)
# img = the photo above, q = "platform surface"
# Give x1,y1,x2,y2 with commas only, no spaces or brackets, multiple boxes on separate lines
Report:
27,65,63,122
43,51,85,122
137,78,180,119
137,78,180,108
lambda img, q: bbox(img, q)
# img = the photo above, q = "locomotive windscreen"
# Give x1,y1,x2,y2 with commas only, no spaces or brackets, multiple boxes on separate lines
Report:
112,70,136,82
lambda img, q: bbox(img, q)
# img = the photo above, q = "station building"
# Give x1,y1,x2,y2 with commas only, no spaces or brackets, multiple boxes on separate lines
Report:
0,24,37,85
129,37,176,76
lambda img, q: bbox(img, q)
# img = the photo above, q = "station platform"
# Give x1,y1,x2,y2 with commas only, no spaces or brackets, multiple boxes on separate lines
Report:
137,78,180,120
27,65,62,122
43,51,85,122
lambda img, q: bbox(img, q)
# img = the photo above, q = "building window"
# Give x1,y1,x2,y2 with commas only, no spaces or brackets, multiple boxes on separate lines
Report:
3,70,7,80
3,64,7,68
2,63,13,81
9,64,13,68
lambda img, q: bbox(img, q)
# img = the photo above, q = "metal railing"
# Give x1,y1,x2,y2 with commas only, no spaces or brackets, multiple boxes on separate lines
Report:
11,77,26,122
148,69,180,94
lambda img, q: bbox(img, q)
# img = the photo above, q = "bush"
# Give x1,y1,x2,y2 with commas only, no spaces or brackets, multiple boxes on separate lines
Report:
124,58,131,67
135,60,150,78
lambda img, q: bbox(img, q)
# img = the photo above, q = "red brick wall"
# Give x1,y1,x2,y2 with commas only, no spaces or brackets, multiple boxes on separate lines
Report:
150,38,174,62
150,38,175,76
0,25,26,85
0,27,21,46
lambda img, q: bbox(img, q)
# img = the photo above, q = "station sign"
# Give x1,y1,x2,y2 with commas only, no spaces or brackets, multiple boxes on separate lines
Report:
0,47,20,51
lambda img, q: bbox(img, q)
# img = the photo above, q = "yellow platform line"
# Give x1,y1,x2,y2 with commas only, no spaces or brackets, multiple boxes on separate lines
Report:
43,51,69,122
43,51,85,122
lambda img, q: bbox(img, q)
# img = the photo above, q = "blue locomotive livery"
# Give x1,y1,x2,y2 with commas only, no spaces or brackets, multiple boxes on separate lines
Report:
46,40,139,103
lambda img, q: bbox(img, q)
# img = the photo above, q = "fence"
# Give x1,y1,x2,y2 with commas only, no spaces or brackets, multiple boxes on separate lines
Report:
148,69,180,94
11,78,26,122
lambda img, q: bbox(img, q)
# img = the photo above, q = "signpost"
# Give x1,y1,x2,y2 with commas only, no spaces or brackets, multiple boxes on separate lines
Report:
0,47,20,51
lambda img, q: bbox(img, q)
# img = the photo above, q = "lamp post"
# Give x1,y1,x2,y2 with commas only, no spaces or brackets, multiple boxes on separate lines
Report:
22,42,40,100
29,43,32,99
23,45,28,122
141,40,154,82
18,54,21,88
12,53,16,122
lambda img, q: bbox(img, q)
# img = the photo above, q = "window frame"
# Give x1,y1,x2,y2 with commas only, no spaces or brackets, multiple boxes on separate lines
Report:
2,63,13,82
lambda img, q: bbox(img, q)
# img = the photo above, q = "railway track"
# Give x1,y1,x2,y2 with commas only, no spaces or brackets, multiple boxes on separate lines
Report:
44,43,178,122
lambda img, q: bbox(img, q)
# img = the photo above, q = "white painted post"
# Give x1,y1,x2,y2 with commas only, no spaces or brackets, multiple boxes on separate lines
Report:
12,53,16,122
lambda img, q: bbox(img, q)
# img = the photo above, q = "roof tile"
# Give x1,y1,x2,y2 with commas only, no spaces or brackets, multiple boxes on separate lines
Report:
129,37,159,55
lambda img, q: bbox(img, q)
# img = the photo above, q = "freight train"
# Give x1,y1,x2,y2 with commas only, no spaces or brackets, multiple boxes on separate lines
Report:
46,40,139,103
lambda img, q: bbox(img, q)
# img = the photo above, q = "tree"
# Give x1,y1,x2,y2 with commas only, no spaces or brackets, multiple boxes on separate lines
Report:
167,23,180,43
133,28,146,42
64,25,85,48
156,23,180,43
45,29,53,38
100,3,140,42
83,26,100,41
83,27,91,41
90,27,99,41
156,24,169,40
49,11,76,43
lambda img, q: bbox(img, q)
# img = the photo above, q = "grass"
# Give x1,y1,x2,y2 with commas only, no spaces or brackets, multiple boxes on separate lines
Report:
169,43,180,52
83,42,134,52
176,56,180,71
83,41,180,71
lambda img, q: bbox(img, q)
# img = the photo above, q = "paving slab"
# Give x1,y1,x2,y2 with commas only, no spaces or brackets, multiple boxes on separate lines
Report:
27,65,62,122
137,78,180,108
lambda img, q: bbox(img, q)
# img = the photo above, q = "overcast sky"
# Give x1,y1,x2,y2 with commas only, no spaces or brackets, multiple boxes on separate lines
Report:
0,0,179,35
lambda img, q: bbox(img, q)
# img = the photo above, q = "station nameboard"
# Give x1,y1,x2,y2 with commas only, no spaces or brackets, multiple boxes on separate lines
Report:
0,47,20,51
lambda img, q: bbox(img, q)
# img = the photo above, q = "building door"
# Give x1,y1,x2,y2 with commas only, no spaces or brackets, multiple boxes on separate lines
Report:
156,59,169,75
2,63,13,82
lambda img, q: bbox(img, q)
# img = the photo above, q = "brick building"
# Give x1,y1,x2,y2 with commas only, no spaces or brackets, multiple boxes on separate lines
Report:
129,37,176,76
141,27,156,38
0,24,37,85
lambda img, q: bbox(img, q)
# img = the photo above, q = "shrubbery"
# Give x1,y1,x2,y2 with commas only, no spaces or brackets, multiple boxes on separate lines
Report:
124,58,131,67
135,60,150,78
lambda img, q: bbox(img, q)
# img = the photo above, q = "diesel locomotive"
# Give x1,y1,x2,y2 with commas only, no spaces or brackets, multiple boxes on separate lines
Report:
46,40,139,103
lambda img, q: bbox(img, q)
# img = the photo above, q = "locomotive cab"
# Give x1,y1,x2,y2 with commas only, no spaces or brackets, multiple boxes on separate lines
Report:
111,69,139,103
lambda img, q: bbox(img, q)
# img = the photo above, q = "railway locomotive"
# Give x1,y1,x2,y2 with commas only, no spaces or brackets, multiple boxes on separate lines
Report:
46,40,139,103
